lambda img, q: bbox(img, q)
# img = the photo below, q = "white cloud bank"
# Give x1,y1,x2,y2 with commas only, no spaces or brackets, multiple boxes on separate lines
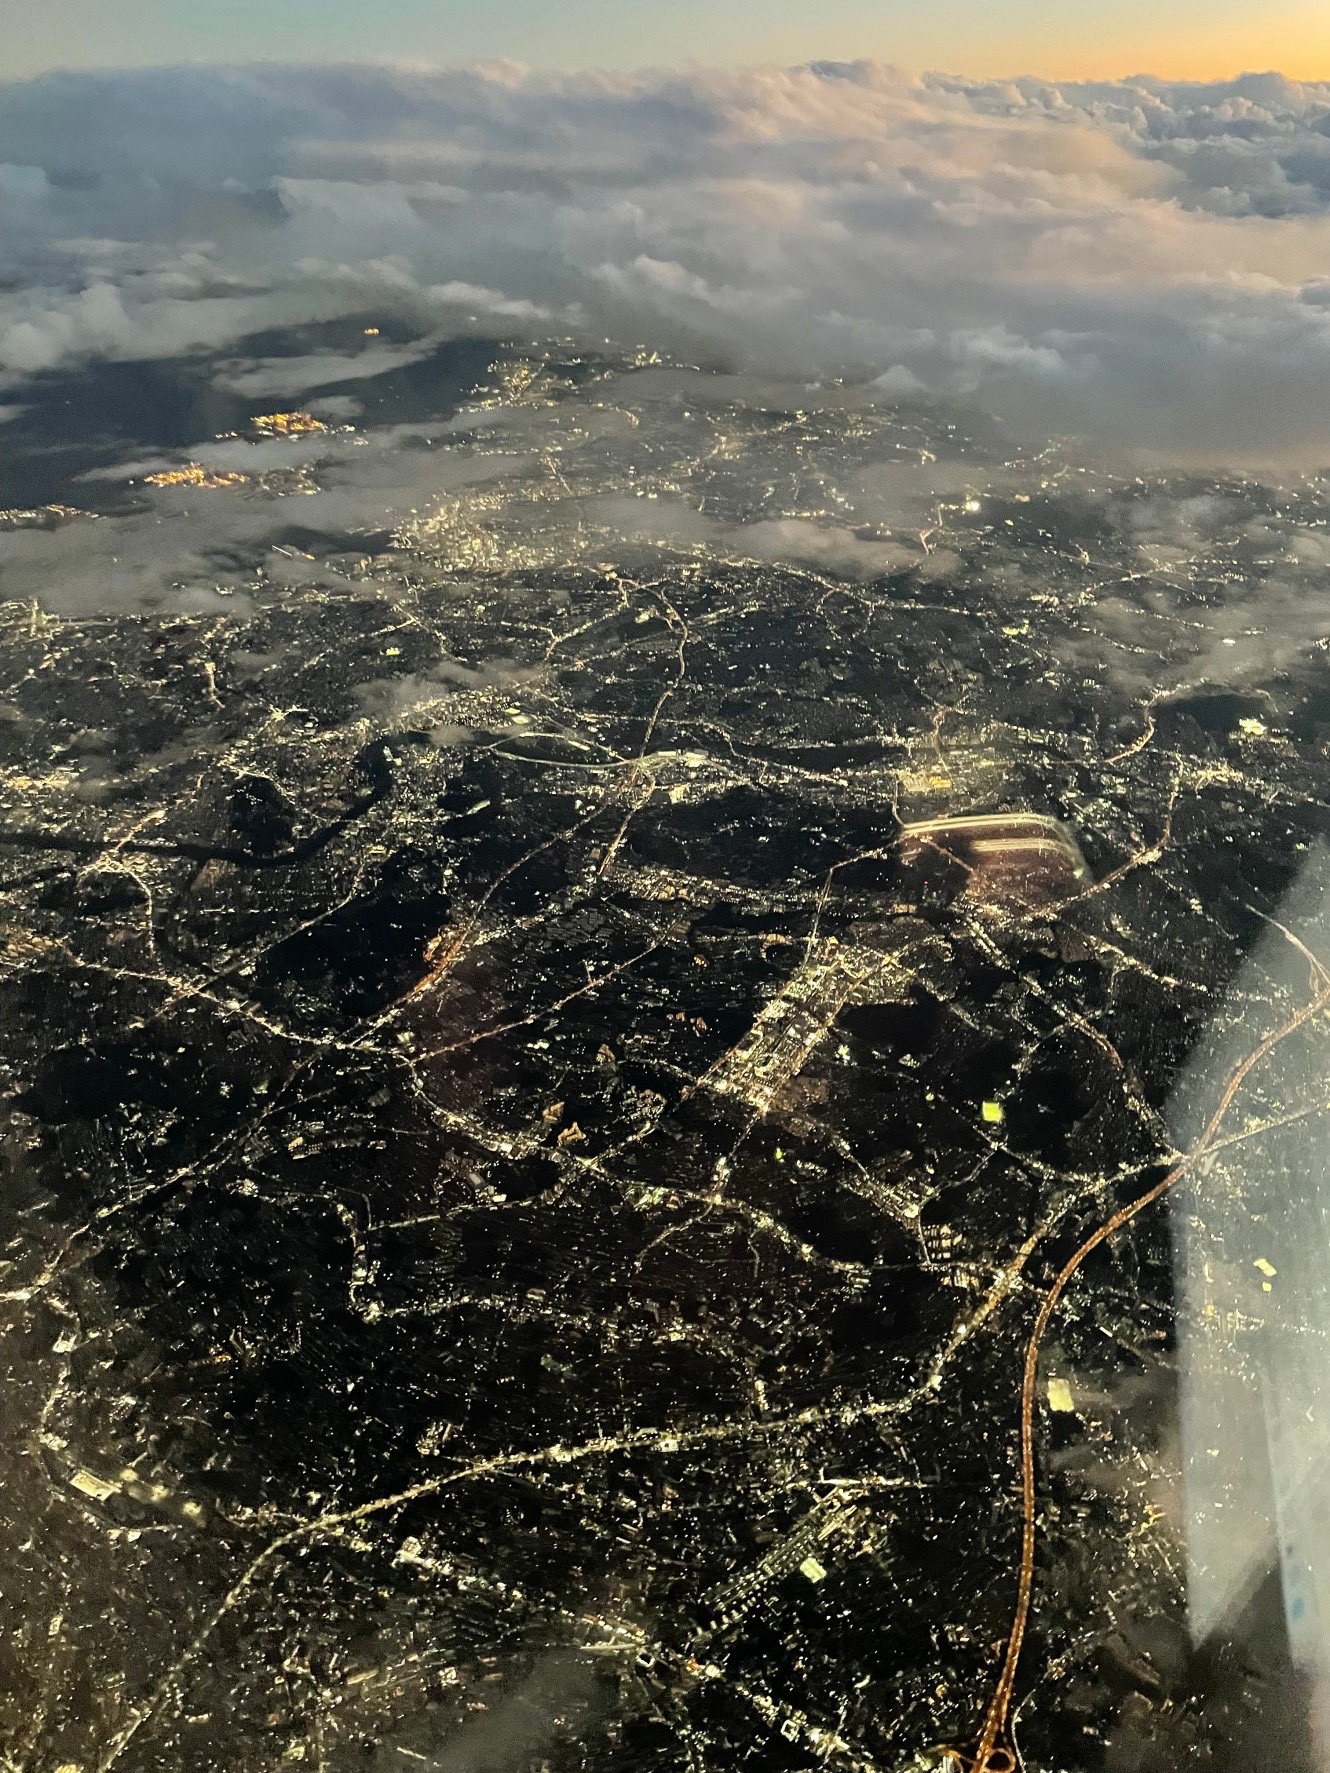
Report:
4,61,1330,461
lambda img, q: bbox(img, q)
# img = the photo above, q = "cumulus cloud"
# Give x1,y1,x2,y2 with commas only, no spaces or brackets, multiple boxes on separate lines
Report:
4,60,1330,460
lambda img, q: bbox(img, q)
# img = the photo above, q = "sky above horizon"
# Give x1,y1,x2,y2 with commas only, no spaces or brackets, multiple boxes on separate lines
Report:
7,0,1330,83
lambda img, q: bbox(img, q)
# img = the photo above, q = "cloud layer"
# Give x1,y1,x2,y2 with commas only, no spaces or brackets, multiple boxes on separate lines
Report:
4,60,1330,461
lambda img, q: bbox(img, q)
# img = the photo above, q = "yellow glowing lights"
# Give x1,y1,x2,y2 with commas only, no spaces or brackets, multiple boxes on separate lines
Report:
144,464,247,489
250,411,328,437
1046,1377,1076,1413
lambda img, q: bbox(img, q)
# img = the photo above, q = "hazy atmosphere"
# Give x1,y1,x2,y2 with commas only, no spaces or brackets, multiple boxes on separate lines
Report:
4,9,1330,1773
6,60,1330,462
8,0,1330,80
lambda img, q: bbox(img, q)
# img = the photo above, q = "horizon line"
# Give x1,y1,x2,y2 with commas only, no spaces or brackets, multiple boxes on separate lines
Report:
2,55,1328,86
